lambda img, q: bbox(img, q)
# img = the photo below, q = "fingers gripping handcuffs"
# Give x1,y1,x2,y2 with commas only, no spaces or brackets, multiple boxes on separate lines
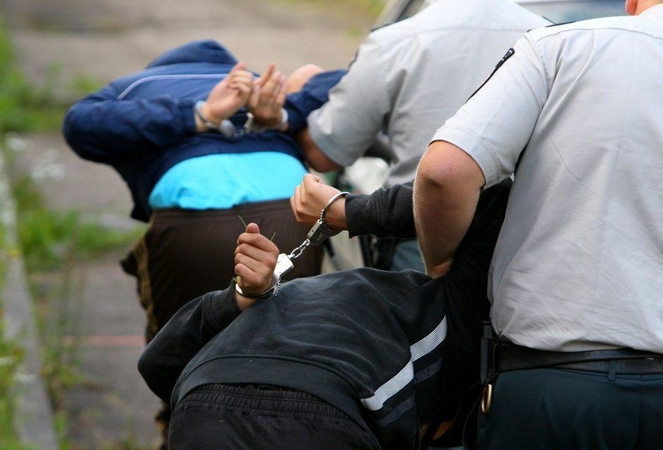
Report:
235,191,350,299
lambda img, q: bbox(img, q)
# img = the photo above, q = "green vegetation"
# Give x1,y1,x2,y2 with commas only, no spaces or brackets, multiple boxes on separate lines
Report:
282,0,384,32
11,175,142,272
0,13,139,449
285,0,385,15
0,1,382,446
9,164,142,394
6,165,143,448
311,0,385,16
0,302,29,450
0,15,33,448
0,17,100,134
0,34,61,132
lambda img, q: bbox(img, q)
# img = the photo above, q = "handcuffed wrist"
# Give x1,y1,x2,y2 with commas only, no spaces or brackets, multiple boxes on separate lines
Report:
234,274,279,299
321,191,350,223
194,101,236,137
244,108,288,133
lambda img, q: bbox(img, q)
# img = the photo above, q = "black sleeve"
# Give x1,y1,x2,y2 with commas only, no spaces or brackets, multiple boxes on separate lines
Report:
443,179,512,367
345,181,415,239
137,285,241,403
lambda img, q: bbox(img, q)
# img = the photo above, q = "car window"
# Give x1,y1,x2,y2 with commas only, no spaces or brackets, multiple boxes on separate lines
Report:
373,0,426,28
374,0,626,28
519,0,625,22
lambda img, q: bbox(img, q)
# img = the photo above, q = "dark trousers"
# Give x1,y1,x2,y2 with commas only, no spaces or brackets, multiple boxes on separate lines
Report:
169,384,380,450
121,199,323,343
120,199,323,447
163,181,513,449
477,367,663,449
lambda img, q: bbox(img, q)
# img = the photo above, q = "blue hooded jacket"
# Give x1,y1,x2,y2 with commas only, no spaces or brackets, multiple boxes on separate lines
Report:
62,40,345,221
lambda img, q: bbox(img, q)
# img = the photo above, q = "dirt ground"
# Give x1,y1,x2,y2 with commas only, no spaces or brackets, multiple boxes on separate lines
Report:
0,0,377,448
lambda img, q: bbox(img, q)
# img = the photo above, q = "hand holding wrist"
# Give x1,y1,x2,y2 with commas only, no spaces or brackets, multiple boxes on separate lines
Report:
321,198,347,230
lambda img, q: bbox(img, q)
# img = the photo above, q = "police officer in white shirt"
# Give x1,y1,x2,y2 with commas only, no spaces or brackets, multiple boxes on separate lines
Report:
414,0,663,448
291,0,549,271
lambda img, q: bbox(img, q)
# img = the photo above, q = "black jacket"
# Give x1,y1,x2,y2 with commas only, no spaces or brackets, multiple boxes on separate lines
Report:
346,181,415,238
138,180,511,450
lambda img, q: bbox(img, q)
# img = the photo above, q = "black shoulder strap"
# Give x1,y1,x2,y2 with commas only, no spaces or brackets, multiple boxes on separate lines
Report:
466,47,515,102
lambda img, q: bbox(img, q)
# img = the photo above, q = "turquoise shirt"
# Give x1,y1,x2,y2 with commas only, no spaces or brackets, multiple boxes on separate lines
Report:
149,153,308,209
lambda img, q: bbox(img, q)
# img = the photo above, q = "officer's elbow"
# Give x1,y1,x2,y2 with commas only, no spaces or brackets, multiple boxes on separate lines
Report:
297,129,342,172
416,140,485,191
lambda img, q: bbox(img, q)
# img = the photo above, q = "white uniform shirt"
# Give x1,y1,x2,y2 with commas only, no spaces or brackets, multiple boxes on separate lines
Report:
307,0,549,187
433,5,663,352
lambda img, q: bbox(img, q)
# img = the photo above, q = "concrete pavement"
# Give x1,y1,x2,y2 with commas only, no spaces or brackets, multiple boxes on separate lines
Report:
1,148,58,450
1,0,375,447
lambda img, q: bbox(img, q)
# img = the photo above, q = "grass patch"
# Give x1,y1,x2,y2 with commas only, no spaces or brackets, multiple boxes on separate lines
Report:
279,0,385,26
0,27,33,439
5,162,143,449
0,17,101,134
0,136,31,449
0,325,29,450
0,37,63,133
8,168,143,404
11,174,142,272
292,0,386,16
0,12,140,443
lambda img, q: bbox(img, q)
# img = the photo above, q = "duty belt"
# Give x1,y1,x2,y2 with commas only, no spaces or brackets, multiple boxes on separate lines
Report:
494,345,663,375
480,342,663,415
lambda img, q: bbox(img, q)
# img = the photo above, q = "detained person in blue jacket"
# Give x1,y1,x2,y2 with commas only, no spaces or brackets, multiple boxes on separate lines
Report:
138,177,511,450
61,39,345,447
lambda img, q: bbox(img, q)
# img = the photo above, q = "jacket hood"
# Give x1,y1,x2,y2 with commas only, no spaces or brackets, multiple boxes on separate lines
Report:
146,39,238,68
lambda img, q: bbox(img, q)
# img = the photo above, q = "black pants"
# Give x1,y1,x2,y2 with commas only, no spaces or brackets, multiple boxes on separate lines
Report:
169,384,380,450
477,367,663,449
121,199,323,343
121,199,323,448
164,181,513,450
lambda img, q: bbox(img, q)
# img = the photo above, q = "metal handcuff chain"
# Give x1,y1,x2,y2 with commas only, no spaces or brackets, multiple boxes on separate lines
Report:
195,101,288,139
235,191,350,299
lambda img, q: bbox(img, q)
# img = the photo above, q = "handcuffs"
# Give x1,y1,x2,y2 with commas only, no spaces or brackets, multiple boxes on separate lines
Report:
235,191,350,299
